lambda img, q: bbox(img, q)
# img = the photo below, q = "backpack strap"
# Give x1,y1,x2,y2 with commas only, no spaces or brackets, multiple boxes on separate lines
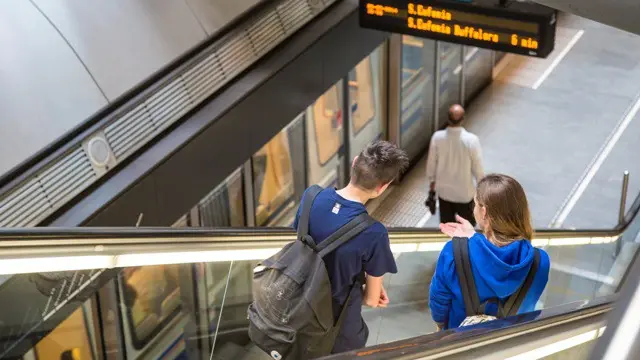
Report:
317,213,376,257
453,237,481,317
317,214,375,348
297,185,324,248
498,248,541,317
323,272,363,348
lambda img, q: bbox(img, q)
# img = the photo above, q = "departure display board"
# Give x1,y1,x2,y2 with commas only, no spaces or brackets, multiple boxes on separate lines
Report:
359,0,557,58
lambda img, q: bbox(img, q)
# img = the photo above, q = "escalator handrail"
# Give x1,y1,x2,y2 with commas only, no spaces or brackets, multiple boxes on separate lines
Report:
1,182,638,240
321,295,615,360
0,226,621,245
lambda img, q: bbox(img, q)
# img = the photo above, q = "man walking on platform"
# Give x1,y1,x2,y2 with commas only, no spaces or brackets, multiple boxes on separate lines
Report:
426,104,484,225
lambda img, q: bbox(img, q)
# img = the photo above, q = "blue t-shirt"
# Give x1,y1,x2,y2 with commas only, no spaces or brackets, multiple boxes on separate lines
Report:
293,187,397,351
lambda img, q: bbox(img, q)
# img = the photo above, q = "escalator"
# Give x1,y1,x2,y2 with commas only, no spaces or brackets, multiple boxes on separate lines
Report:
0,195,638,360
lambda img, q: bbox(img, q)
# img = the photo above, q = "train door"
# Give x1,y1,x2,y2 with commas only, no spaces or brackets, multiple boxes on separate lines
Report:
251,115,305,227
305,81,345,189
394,35,437,161
462,46,493,104
437,42,463,129
348,44,387,160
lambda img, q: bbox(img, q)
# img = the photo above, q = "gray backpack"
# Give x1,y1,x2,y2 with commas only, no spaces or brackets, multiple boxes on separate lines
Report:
248,185,374,359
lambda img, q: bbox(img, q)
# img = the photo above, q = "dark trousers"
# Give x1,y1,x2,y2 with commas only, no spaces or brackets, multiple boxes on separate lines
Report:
439,198,476,226
331,316,369,353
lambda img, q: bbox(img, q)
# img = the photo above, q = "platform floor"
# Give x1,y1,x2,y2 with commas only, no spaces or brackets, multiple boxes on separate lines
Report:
364,13,640,344
372,13,640,231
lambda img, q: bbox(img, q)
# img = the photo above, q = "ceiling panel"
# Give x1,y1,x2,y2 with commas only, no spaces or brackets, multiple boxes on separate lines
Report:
534,0,640,35
185,0,263,35
34,0,208,100
0,1,107,176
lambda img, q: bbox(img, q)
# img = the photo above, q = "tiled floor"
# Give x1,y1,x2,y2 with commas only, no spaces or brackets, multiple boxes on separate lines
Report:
370,155,431,227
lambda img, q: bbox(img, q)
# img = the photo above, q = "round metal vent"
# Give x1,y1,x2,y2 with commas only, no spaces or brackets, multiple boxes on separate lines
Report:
87,137,111,168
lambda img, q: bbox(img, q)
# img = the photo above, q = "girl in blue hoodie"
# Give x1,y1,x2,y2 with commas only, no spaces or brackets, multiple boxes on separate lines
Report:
429,174,550,330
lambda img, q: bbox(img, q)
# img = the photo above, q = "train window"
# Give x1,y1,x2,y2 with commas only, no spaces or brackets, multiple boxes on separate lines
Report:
349,57,376,135
252,129,295,226
121,265,182,348
199,168,245,227
400,35,436,160
311,84,343,165
348,45,386,160
33,305,94,360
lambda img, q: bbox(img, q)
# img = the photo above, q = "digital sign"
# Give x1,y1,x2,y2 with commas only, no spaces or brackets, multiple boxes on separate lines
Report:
359,0,557,58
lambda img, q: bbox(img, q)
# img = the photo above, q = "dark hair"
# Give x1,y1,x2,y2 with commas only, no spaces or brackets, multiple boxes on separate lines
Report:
476,174,533,243
351,141,409,190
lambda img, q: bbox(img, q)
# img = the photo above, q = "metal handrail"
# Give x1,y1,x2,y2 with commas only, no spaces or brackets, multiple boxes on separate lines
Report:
0,177,636,242
0,226,621,247
322,295,614,360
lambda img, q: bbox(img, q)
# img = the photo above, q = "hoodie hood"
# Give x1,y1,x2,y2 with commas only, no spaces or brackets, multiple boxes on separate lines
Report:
468,233,535,298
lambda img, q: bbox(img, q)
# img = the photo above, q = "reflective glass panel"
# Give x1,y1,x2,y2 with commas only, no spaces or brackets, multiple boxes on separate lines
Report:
121,265,182,347
348,45,385,160
33,305,94,360
252,129,295,226
7,230,639,359
306,81,344,188
199,168,245,227
463,46,493,104
438,42,462,128
400,35,436,160
313,84,343,166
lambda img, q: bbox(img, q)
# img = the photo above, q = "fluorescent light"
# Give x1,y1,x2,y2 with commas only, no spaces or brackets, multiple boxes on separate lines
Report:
0,233,622,274
0,255,113,275
506,328,600,360
418,242,446,252
589,237,605,244
0,248,283,275
549,237,591,246
390,243,419,253
116,248,281,267
532,239,549,247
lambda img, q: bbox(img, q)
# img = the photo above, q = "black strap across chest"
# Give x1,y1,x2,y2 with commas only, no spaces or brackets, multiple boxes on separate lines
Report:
453,236,540,318
297,185,376,257
296,185,376,341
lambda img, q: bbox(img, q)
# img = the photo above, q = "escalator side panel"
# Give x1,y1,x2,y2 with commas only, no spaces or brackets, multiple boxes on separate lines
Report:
49,0,391,227
0,269,120,359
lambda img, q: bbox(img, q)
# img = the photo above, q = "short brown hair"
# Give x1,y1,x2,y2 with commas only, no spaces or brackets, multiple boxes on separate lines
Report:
476,174,533,243
351,141,409,191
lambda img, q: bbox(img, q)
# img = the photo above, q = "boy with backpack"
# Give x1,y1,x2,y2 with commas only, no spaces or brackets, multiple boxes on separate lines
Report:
248,140,409,359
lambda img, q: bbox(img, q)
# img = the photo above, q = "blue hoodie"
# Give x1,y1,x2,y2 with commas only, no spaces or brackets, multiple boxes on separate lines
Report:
429,233,550,329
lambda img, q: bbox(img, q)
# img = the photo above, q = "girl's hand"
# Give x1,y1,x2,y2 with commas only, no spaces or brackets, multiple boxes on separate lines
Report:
439,215,475,238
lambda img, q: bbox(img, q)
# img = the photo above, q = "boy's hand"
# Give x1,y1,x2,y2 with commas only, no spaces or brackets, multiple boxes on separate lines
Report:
378,286,389,308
